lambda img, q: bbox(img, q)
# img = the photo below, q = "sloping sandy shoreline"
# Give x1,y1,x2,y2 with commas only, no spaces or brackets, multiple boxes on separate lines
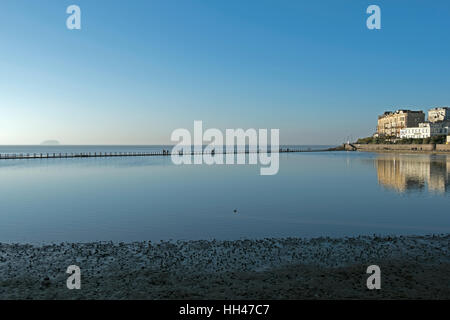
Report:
1,234,449,299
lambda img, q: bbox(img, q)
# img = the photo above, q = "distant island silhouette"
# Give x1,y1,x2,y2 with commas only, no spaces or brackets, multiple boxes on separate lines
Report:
40,140,60,145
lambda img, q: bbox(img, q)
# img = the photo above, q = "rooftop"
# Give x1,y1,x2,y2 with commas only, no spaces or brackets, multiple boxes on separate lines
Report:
378,109,424,119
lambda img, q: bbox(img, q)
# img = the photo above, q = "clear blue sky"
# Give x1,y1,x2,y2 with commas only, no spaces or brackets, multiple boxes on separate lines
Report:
1,0,449,145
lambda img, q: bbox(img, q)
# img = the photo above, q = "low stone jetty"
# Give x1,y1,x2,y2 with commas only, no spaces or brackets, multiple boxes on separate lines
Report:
0,147,338,161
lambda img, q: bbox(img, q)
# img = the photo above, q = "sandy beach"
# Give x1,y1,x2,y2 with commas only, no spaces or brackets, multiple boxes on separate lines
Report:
1,234,449,299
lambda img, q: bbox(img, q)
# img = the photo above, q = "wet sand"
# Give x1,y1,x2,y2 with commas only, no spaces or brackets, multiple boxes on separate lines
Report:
1,234,449,299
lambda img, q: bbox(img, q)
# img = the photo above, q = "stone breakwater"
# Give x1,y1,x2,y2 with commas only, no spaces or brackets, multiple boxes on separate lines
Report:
1,234,449,299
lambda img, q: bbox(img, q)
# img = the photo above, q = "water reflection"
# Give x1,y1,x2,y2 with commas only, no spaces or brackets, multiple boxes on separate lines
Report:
375,154,450,193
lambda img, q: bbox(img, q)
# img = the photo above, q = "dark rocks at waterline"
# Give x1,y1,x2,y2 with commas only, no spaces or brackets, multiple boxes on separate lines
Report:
0,234,449,299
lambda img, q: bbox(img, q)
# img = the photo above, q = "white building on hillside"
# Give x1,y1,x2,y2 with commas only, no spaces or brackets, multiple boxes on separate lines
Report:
400,122,449,139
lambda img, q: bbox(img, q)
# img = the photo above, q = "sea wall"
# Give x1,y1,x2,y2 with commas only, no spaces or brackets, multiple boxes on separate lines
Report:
352,144,436,152
436,144,450,152
349,143,450,152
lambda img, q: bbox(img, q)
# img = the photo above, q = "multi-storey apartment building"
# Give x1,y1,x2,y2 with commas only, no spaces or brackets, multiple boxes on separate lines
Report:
377,110,425,137
428,107,450,123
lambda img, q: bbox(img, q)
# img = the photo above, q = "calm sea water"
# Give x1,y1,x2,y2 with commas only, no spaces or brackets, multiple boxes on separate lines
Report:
0,146,449,243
